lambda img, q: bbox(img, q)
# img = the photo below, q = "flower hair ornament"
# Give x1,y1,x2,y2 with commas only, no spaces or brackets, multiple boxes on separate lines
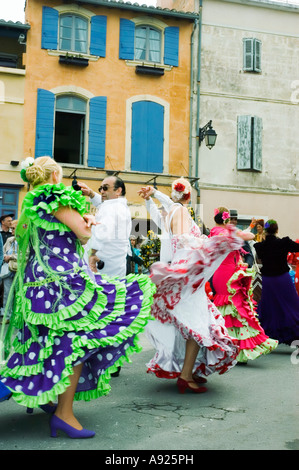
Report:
172,178,191,201
20,157,34,182
222,211,230,221
264,219,277,229
214,208,230,221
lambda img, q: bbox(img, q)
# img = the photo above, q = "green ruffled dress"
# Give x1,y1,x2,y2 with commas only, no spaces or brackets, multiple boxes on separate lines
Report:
0,183,155,408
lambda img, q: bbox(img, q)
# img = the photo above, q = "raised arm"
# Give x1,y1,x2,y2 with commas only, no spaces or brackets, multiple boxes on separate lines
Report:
236,230,255,241
145,197,162,229
77,181,102,208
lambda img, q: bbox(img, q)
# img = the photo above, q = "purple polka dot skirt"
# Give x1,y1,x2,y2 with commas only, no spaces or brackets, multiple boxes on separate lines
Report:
0,224,155,409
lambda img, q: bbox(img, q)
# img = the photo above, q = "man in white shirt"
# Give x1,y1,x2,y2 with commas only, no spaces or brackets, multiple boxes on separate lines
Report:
78,176,132,278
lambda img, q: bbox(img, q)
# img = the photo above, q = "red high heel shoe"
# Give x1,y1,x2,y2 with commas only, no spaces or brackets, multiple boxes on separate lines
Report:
177,377,207,394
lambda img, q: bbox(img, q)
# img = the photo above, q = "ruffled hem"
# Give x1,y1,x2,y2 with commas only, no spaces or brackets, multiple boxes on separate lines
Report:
213,294,230,306
145,301,239,379
235,337,278,363
145,228,243,378
150,227,243,324
212,265,278,361
0,183,157,408
146,337,238,379
0,274,156,407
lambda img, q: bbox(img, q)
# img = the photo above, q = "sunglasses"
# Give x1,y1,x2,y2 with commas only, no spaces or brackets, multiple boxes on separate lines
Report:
98,184,111,192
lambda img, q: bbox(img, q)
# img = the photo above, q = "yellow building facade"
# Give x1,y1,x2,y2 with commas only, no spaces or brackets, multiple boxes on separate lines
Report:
14,0,198,233
0,20,29,219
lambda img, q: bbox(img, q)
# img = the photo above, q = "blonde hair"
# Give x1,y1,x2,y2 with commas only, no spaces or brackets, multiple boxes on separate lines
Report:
25,156,62,187
171,177,191,202
11,220,18,229
216,206,229,214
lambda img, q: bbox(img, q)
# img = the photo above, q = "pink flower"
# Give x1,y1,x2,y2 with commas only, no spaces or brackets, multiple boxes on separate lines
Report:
222,211,230,221
214,209,219,216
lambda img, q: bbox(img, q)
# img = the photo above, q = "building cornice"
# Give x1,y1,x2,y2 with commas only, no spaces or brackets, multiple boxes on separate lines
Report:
198,181,299,196
48,0,199,20
212,0,299,13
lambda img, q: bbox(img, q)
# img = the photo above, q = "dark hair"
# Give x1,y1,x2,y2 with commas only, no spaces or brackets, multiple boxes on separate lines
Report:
256,219,264,227
264,219,278,235
214,212,224,224
113,176,126,196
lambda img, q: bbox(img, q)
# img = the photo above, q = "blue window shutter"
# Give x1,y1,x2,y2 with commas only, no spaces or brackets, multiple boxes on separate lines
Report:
119,19,135,60
131,101,164,173
90,15,107,57
88,96,107,168
41,6,58,50
35,89,55,158
164,26,179,67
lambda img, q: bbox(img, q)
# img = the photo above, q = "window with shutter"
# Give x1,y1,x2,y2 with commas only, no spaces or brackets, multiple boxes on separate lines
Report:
243,38,261,73
59,14,88,54
237,115,263,172
119,18,179,67
135,26,161,63
54,95,87,165
41,7,107,58
35,89,107,167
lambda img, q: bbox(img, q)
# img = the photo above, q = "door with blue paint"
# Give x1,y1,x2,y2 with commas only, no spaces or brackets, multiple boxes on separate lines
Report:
131,101,164,173
0,185,21,220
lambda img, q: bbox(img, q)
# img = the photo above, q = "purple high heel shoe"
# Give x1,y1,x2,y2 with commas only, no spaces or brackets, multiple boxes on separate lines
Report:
0,382,12,402
50,415,95,439
26,404,57,414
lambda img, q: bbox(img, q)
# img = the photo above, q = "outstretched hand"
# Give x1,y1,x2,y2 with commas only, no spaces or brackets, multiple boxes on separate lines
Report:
83,214,98,227
138,185,155,200
77,182,95,198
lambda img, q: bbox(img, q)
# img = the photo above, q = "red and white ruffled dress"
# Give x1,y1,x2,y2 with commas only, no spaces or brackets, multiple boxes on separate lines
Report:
146,208,243,380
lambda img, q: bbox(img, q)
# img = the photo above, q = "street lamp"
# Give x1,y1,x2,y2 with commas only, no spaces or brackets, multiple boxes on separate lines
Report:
199,120,217,149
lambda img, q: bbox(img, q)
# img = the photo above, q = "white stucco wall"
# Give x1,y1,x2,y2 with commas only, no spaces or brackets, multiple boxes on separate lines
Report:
196,0,299,237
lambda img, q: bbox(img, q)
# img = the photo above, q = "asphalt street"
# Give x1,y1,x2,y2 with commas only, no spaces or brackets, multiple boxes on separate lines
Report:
0,334,298,453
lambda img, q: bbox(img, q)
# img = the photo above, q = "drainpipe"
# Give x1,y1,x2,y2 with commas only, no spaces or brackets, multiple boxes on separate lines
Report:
189,18,198,181
194,0,203,201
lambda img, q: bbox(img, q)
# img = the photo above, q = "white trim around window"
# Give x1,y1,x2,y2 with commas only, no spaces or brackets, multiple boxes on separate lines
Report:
50,85,95,167
127,16,172,69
